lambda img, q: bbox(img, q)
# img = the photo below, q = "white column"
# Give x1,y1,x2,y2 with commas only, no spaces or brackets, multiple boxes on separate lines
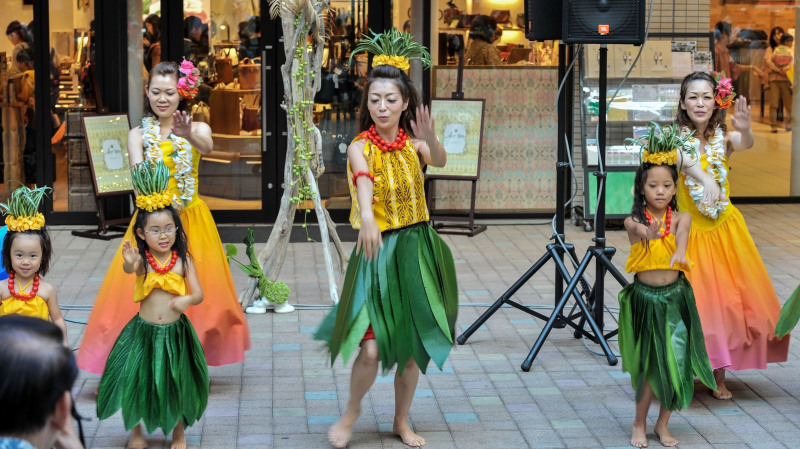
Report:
791,7,800,195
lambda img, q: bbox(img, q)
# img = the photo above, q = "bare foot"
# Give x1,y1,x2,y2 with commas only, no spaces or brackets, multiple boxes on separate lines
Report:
328,409,359,448
712,369,732,400
393,419,425,447
630,422,648,448
171,422,186,449
129,425,148,449
654,423,678,447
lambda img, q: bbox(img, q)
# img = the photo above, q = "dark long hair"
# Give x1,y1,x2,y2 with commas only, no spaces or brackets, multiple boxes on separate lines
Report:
631,163,679,226
358,64,422,136
469,15,497,43
144,61,189,117
0,315,77,435
769,26,786,49
2,229,53,276
145,14,161,43
132,207,190,271
6,20,33,44
676,71,727,141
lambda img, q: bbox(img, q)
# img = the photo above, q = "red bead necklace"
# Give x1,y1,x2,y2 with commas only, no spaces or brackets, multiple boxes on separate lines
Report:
8,271,39,301
146,250,178,274
361,125,407,152
644,206,671,238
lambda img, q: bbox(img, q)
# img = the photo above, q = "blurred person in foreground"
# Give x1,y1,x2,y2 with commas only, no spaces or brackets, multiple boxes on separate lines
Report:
0,314,83,449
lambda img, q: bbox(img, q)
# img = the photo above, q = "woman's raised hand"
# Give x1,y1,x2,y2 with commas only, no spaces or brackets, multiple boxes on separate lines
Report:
171,110,193,138
730,95,751,132
410,105,437,145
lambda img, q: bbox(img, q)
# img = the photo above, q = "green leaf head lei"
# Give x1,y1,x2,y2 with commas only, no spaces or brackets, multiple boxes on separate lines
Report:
131,159,173,212
0,184,51,232
349,28,432,71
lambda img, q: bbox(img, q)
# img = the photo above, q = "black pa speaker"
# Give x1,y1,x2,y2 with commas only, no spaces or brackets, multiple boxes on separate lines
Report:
524,0,563,42
562,0,646,45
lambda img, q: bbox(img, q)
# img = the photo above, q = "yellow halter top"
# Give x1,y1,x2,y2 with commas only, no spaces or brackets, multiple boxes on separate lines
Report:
347,135,429,231
625,233,693,273
0,295,49,320
134,271,187,302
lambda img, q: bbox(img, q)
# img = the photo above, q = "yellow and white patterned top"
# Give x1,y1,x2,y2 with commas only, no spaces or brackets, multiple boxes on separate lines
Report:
348,135,429,231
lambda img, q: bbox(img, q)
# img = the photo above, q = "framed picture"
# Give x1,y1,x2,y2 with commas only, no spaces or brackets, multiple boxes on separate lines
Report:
82,114,134,196
425,98,486,180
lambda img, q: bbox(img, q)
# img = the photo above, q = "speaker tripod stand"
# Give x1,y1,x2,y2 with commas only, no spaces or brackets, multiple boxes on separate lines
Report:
457,44,627,371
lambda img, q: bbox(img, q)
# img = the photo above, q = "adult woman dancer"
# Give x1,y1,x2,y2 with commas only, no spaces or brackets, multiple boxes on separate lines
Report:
676,71,788,399
315,30,458,448
77,61,250,375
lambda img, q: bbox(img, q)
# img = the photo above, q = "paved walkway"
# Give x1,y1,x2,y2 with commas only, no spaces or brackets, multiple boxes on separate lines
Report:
56,204,800,448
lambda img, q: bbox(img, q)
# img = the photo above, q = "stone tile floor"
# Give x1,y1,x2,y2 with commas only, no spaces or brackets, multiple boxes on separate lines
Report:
51,204,800,448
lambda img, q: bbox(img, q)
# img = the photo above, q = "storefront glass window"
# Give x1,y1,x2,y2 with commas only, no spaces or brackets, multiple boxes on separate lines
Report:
45,0,95,212
711,1,795,197
313,2,369,211
185,1,260,210
1,9,35,199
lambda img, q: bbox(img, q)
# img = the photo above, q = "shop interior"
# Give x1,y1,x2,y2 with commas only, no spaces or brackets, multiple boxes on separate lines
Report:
0,0,796,221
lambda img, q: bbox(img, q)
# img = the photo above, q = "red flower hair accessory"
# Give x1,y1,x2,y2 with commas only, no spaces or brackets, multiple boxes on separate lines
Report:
177,59,201,99
712,70,736,109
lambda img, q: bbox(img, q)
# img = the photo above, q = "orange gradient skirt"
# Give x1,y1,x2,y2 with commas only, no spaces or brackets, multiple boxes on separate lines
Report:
684,206,789,370
77,200,251,374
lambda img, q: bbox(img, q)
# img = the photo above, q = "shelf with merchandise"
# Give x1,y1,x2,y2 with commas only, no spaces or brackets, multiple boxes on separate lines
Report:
577,32,715,221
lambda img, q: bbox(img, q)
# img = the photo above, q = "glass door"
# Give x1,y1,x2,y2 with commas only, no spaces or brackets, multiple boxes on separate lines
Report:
194,0,263,213
46,0,95,213
313,0,369,214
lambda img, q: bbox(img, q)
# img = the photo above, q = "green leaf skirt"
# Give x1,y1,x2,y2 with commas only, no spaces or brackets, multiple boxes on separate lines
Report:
315,222,458,375
618,274,716,411
776,284,800,338
97,314,209,433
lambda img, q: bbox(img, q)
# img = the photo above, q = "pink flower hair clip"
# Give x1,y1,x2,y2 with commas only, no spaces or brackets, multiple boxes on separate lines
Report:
177,59,201,100
712,70,736,109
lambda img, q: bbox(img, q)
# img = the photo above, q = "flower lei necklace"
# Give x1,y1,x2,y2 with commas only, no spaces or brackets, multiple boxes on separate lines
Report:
141,116,194,209
681,126,729,219
8,271,39,300
146,250,178,274
644,207,671,238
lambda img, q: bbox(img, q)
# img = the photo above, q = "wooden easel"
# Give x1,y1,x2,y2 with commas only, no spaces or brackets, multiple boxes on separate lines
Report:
425,36,486,237
425,177,486,236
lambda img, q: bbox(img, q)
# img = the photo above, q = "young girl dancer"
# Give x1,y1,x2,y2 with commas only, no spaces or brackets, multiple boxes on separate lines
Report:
0,185,67,345
78,60,250,375
676,71,788,399
619,130,716,447
97,160,208,449
314,29,458,448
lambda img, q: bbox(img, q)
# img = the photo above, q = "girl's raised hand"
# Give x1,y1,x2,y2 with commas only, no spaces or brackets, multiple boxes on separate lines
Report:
644,217,663,240
171,110,193,138
122,240,139,265
730,95,751,132
410,105,437,145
